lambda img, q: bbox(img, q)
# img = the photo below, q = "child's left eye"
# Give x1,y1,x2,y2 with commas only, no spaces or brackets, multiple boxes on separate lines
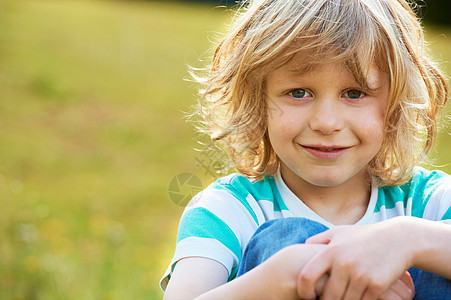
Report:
344,90,364,99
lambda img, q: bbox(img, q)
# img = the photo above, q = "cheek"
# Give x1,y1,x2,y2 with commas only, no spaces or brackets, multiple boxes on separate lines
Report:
267,115,298,155
268,111,302,140
355,111,385,146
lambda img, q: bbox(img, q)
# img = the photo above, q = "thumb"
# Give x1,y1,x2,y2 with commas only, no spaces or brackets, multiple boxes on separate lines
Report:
400,271,415,298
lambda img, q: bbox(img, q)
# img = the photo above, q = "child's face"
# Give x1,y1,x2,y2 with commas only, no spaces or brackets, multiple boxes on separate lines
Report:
266,53,389,189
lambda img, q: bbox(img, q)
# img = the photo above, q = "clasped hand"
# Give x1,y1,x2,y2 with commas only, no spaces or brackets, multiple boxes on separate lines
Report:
297,219,415,300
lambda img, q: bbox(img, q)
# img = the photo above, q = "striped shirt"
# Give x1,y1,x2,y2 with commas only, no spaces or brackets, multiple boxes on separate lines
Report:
160,167,451,290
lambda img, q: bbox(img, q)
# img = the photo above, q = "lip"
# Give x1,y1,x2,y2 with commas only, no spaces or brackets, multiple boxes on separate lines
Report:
300,144,351,160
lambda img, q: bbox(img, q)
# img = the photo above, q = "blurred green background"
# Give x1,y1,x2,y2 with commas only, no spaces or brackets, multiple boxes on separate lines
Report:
0,0,450,299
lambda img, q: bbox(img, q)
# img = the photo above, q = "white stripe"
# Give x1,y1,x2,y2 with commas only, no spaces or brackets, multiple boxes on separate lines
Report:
256,199,279,220
218,173,238,185
186,189,260,253
246,194,266,225
406,197,412,217
423,178,451,221
372,200,409,222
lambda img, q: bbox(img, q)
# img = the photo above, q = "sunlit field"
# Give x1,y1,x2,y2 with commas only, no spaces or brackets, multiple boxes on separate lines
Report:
0,0,450,299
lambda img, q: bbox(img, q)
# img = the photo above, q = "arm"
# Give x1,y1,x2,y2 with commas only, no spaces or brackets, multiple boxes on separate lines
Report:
164,244,329,300
298,216,450,299
163,257,229,300
164,243,412,300
404,217,451,278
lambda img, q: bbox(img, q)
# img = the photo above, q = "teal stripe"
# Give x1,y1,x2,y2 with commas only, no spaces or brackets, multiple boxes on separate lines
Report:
177,207,242,270
375,168,449,219
230,266,238,281
411,169,448,218
441,206,451,221
210,181,260,225
375,185,409,213
214,174,288,219
410,170,433,218
235,175,287,212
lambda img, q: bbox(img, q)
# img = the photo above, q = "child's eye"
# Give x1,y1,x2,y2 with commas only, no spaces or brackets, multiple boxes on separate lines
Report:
344,90,365,99
289,89,311,99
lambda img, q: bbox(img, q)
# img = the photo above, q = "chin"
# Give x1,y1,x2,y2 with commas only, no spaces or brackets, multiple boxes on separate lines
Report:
310,179,344,188
303,173,349,187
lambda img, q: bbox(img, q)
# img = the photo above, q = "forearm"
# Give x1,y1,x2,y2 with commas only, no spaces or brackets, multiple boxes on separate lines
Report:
195,254,297,300
196,244,327,300
404,217,451,278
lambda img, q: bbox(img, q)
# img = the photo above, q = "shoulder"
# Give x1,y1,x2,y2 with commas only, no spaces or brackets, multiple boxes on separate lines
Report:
186,173,279,226
406,167,451,201
409,167,451,221
378,167,451,220
168,173,280,285
410,167,450,185
379,167,450,196
205,173,278,202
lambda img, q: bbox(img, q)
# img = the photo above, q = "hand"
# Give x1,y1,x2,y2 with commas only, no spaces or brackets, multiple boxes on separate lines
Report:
297,219,414,300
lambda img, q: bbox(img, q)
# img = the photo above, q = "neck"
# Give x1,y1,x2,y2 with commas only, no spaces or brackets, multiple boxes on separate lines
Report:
280,166,371,225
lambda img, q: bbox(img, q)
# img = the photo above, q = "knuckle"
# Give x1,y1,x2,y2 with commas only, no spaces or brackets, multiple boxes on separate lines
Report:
335,257,358,272
298,270,313,283
368,280,387,296
343,260,357,270
354,272,370,285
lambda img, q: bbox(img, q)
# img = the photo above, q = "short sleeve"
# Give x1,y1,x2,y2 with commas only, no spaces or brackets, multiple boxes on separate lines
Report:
413,169,451,223
160,176,263,291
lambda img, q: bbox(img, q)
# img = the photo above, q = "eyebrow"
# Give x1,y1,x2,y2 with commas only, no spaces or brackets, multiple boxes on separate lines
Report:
285,63,386,92
287,65,314,76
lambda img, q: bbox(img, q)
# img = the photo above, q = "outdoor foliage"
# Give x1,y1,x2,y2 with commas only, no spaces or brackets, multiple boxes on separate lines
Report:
0,0,450,299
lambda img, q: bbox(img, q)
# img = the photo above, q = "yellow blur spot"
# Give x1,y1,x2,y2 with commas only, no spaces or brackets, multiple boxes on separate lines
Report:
140,271,156,290
23,256,40,274
89,214,110,236
41,219,67,241
135,246,154,268
52,236,74,256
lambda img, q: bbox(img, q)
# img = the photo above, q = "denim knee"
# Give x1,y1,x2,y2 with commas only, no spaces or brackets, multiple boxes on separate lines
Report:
237,218,329,277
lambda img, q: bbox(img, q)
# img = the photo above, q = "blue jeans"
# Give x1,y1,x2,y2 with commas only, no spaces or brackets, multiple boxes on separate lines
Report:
237,218,451,299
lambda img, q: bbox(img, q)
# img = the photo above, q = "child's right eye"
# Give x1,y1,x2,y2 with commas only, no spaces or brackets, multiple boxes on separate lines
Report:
289,89,311,99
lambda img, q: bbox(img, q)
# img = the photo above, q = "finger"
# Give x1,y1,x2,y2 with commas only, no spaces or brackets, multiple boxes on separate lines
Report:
297,251,332,299
399,271,415,297
305,230,333,244
362,277,403,300
342,276,368,300
315,274,329,296
321,267,350,300
378,288,403,300
387,279,412,299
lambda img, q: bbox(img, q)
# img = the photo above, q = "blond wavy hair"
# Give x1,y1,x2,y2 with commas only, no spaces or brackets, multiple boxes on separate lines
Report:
194,0,449,185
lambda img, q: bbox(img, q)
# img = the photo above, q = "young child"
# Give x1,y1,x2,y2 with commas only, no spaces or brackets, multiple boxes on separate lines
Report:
161,0,451,298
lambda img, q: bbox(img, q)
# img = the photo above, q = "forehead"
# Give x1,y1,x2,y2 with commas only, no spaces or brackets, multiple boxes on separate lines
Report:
269,52,388,89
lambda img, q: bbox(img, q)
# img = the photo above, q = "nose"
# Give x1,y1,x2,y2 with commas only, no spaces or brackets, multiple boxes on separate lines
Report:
309,99,345,135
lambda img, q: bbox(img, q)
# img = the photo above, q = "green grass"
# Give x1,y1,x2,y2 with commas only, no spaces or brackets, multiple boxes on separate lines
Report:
0,0,450,299
0,0,231,298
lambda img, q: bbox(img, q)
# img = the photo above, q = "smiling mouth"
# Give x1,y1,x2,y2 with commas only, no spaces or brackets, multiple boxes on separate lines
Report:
303,146,350,151
316,147,337,152
301,145,351,159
